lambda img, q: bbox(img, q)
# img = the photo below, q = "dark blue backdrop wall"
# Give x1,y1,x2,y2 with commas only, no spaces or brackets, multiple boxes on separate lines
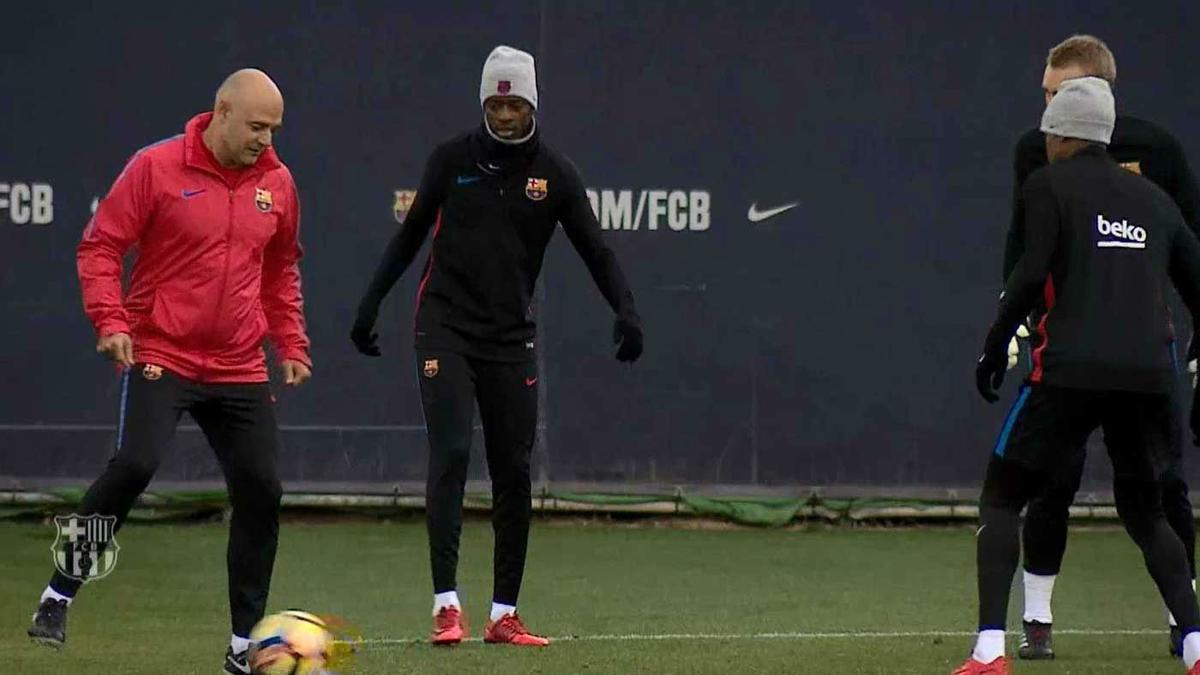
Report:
3,2,1199,491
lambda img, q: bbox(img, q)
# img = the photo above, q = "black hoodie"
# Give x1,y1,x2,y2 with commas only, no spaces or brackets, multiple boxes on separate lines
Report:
358,124,639,361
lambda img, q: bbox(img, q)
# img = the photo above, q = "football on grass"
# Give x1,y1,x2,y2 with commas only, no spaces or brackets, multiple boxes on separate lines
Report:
248,610,332,675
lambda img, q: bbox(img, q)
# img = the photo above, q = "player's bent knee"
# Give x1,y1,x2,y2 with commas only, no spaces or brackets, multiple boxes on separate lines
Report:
1026,482,1076,514
980,458,1036,513
259,476,283,503
1114,479,1164,513
234,474,282,509
1160,475,1191,505
1114,480,1166,540
433,442,472,470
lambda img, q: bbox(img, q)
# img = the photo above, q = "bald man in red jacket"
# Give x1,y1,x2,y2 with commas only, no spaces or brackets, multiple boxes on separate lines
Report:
27,69,311,675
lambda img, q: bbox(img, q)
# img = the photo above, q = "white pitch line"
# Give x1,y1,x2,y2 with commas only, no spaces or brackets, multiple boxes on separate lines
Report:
345,628,1163,646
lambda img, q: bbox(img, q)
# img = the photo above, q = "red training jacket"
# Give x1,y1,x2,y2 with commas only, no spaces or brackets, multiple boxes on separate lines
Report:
77,112,311,383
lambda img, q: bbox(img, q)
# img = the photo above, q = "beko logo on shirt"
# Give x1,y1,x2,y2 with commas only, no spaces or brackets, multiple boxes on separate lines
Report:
1096,214,1147,249
0,182,54,225
586,189,711,232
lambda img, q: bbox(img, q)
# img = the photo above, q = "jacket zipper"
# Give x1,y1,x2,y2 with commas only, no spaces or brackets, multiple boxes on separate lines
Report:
201,185,238,380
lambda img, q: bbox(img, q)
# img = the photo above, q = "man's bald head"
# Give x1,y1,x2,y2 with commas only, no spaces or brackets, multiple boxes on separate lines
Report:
214,68,283,111
203,68,284,168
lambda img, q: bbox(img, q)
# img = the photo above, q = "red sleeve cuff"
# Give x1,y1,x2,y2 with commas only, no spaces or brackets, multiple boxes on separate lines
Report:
279,348,312,369
95,318,131,338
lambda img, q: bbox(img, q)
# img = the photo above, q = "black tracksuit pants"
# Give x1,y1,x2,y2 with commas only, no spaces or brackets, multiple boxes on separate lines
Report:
977,385,1200,634
48,364,282,637
417,349,538,607
1022,378,1195,579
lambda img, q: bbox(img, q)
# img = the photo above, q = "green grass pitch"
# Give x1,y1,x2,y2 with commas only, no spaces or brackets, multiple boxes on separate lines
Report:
0,519,1188,673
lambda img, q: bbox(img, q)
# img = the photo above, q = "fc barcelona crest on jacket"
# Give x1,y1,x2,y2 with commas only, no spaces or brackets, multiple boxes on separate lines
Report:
423,359,439,378
525,177,548,201
393,189,417,224
255,187,274,213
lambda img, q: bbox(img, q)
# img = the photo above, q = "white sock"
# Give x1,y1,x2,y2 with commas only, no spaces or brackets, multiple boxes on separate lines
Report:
490,602,517,622
1022,571,1055,624
230,634,251,654
433,590,460,615
972,630,1005,664
40,585,73,606
1184,631,1200,669
1168,579,1197,627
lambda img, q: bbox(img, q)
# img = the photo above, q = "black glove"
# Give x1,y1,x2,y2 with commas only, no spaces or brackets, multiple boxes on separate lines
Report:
350,303,381,357
613,318,643,363
975,352,1006,403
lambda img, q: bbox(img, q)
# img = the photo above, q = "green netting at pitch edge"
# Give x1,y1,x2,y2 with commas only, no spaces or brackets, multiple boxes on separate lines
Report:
0,489,992,527
675,495,807,527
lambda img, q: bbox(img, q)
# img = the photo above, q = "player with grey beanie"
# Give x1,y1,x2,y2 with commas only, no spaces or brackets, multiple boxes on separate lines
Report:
1040,76,1115,144
1001,38,1200,665
962,66,1200,675
353,42,643,648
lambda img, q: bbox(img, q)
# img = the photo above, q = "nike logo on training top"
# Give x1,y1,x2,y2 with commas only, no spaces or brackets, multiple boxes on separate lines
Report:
456,176,481,185
747,202,798,223
181,188,206,198
1096,214,1147,249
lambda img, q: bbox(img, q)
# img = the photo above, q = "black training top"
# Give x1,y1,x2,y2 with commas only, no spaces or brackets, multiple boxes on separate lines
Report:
1004,115,1200,280
984,145,1200,393
359,124,639,362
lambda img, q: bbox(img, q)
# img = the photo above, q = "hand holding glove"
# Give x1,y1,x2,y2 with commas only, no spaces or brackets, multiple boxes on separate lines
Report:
1006,324,1031,371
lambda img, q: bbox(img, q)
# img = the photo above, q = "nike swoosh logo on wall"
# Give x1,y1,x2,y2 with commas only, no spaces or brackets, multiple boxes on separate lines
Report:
746,202,798,223
181,189,206,198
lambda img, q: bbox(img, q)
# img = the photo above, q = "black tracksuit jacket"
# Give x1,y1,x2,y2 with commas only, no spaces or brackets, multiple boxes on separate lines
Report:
984,145,1200,394
360,124,639,361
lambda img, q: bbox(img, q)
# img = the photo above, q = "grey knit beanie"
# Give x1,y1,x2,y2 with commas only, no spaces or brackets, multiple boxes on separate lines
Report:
1040,76,1115,144
480,46,538,110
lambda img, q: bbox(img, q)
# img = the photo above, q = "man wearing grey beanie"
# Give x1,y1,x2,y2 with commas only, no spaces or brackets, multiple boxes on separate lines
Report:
352,45,643,647
957,76,1200,675
1001,35,1200,663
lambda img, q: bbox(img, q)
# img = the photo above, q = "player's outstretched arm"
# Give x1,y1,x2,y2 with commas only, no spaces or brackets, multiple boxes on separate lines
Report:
351,146,449,356
556,160,642,362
